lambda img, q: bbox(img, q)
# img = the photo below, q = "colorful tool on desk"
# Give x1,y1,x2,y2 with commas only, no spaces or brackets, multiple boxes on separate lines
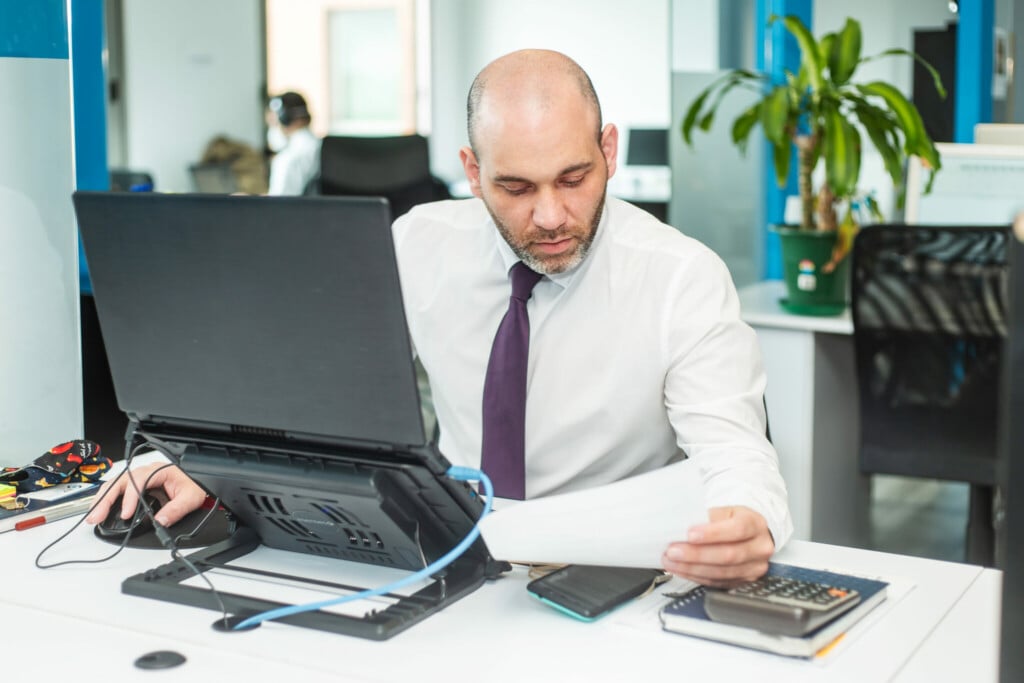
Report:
0,482,100,533
12,495,98,531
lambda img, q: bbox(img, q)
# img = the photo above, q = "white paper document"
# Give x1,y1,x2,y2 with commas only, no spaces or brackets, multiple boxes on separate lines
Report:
478,461,708,568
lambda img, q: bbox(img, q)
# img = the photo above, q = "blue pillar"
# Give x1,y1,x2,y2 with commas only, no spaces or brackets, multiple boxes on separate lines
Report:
70,0,109,295
954,0,993,142
756,0,811,280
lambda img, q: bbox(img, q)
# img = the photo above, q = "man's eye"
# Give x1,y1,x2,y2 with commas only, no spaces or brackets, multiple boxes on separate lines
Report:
502,185,529,195
562,177,584,187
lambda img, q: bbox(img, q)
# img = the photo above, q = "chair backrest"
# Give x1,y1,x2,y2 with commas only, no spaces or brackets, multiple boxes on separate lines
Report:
318,134,449,218
851,224,1010,484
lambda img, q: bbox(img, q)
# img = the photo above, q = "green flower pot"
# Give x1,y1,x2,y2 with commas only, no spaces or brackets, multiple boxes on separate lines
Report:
774,226,849,316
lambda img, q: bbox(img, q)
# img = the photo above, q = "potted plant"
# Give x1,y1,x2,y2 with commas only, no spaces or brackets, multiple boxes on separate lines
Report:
681,15,945,315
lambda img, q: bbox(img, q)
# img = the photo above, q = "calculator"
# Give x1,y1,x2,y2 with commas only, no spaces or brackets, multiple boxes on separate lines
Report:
703,574,861,636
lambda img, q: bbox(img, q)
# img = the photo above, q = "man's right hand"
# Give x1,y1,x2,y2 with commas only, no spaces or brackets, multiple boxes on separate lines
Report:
85,463,207,528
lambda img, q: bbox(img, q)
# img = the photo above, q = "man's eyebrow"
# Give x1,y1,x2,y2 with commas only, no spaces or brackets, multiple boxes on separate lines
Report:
492,162,595,185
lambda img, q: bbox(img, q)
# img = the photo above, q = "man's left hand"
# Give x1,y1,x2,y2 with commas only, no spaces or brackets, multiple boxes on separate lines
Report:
661,506,774,587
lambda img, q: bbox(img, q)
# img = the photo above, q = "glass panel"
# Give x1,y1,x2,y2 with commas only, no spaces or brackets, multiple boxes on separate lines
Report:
328,8,402,133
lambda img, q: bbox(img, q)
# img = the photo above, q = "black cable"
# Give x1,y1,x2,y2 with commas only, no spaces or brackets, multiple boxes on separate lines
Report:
32,432,237,627
34,440,153,568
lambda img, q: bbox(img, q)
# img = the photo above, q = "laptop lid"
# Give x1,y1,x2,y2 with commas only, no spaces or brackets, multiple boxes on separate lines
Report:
73,192,426,451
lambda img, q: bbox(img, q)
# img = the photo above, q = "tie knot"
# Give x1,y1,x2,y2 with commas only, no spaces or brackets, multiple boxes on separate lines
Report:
509,262,543,302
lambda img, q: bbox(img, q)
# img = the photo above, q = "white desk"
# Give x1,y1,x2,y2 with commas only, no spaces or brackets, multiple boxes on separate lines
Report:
739,280,870,548
893,568,1002,682
3,508,999,682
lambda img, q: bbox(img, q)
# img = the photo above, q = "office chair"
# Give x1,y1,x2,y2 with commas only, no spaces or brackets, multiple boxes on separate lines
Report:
851,224,1009,566
317,134,450,219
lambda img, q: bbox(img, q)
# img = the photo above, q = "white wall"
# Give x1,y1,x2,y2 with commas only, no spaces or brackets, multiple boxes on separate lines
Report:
429,0,671,182
122,0,264,193
0,58,81,465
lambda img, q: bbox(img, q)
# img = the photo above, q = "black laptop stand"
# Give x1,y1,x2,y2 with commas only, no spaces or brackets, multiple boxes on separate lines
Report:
123,525,492,640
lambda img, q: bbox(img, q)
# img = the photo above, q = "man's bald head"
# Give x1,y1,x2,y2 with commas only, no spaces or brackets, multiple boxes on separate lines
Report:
466,50,603,157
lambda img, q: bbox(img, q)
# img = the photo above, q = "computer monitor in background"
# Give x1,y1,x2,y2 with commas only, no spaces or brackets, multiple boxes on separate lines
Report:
904,143,1024,225
975,123,1024,146
626,128,669,167
72,192,500,639
1000,213,1024,682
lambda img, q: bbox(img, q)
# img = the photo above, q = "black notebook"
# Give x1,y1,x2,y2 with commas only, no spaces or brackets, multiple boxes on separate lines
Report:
659,563,889,658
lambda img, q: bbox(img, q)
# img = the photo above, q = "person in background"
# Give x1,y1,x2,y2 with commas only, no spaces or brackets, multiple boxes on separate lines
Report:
265,91,320,196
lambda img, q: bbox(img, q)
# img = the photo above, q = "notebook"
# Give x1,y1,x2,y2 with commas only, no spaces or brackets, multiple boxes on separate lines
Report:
659,563,889,658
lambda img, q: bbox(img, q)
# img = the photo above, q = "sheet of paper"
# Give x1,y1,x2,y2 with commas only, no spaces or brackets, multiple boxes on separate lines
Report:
478,461,707,568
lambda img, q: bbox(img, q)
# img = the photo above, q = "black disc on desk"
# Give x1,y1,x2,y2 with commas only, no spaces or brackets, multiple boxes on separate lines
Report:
212,614,261,632
134,650,187,670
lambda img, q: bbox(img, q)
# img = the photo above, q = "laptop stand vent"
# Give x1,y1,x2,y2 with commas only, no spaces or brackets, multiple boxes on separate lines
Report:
310,502,367,527
230,424,287,440
245,493,388,554
301,543,397,566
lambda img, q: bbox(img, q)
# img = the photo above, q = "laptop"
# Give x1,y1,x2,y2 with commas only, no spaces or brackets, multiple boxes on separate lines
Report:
73,191,499,638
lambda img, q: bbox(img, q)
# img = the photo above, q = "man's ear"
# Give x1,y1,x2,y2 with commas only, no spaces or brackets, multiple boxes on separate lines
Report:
459,146,483,198
600,124,619,180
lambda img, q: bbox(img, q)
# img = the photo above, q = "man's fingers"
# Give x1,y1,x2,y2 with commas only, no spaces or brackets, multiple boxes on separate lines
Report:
660,557,769,587
688,507,766,544
153,484,207,526
85,478,124,524
85,463,166,524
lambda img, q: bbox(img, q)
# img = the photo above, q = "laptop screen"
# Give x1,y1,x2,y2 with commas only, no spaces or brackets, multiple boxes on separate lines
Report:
73,192,426,450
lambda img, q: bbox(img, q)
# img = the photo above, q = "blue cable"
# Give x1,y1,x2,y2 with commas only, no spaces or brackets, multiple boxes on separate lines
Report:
232,466,492,631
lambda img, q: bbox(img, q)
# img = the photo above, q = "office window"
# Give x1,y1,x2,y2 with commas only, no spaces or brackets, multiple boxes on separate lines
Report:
266,0,425,138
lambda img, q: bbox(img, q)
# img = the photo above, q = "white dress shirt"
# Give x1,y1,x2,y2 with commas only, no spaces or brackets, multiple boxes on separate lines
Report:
267,127,320,196
392,197,792,548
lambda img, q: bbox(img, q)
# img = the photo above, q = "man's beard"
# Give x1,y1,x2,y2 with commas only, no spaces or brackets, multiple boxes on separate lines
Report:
485,188,606,275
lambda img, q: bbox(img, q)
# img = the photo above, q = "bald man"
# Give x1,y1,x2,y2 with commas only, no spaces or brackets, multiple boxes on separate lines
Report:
88,50,791,586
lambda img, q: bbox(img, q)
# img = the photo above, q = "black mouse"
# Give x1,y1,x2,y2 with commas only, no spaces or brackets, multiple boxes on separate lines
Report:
96,488,169,539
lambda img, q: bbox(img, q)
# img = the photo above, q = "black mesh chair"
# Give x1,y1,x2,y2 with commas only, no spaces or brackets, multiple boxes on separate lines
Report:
851,224,1010,565
316,134,450,218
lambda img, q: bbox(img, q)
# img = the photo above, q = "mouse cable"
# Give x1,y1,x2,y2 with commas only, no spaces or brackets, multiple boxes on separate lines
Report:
230,466,493,631
124,438,233,627
34,440,162,568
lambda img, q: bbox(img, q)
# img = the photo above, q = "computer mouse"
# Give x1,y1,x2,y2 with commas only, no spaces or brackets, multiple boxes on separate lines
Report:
96,488,169,539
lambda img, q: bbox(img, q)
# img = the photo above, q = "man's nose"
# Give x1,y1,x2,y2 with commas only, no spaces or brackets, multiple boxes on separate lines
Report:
532,187,568,231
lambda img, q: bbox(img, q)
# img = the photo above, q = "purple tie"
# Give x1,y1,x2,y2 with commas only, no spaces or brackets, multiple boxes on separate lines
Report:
481,262,543,499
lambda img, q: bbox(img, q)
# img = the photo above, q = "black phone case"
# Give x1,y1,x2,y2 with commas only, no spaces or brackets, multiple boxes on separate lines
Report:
526,565,664,620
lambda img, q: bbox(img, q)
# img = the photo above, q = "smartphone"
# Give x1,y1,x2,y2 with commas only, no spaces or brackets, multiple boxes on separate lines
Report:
526,565,666,622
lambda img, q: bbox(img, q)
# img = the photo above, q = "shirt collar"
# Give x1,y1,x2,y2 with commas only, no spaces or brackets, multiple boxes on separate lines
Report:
489,199,609,289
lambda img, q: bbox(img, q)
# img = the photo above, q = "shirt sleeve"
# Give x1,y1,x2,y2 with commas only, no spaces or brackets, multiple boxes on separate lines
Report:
661,250,794,551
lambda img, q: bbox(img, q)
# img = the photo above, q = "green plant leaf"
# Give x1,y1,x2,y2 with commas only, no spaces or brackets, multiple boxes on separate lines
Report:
771,14,824,92
771,140,791,188
680,71,763,145
829,18,862,85
864,48,947,99
681,88,714,146
731,102,762,153
760,86,791,146
850,100,903,189
857,81,925,153
818,33,837,72
822,104,861,198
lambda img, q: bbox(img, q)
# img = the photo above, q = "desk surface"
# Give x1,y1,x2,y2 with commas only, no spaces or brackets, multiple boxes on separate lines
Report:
739,280,853,335
4,509,998,682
